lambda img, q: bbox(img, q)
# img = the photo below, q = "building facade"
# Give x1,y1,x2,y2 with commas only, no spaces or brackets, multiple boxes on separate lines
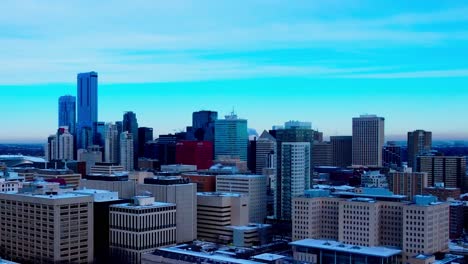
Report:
407,130,432,169
58,95,76,136
352,115,385,167
77,71,98,149
175,140,213,170
417,155,467,190
120,131,134,171
123,112,139,169
330,136,352,168
388,171,428,199
214,113,248,161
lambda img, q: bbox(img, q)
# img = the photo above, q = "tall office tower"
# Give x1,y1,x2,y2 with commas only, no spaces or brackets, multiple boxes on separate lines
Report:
407,130,432,168
77,71,98,149
138,127,153,157
280,142,310,220
109,196,176,264
269,124,316,220
123,111,139,169
104,123,120,164
402,196,449,259
45,134,58,161
214,112,248,161
417,155,467,190
153,134,178,165
196,192,249,243
255,130,277,175
120,131,134,171
58,95,76,135
312,142,332,167
57,127,74,160
247,138,257,172
388,171,428,199
175,140,213,170
0,184,94,263
383,142,402,168
216,174,267,223
352,115,385,167
137,177,197,243
330,136,352,168
187,110,218,142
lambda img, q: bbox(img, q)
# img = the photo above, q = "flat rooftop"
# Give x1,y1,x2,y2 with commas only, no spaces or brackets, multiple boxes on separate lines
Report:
252,253,286,261
198,192,244,197
156,246,261,264
111,201,175,209
290,239,402,258
1,192,92,200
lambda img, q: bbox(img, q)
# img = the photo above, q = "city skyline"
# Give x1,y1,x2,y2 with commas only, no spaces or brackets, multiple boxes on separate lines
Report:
1,1,468,142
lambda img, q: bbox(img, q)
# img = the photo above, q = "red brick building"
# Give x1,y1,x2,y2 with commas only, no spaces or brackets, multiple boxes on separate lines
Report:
176,141,213,170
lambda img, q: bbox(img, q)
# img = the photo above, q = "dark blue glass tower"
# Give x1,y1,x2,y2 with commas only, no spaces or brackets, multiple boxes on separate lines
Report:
123,111,139,169
58,95,76,134
77,71,98,149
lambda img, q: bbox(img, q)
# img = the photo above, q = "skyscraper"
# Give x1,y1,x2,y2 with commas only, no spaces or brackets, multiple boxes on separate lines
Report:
138,127,153,157
122,111,139,169
352,115,385,167
57,127,74,160
187,110,218,141
330,136,352,168
58,95,76,135
255,130,277,175
280,142,310,221
120,131,134,171
104,123,120,164
214,112,248,161
77,71,98,149
407,130,432,168
417,155,466,190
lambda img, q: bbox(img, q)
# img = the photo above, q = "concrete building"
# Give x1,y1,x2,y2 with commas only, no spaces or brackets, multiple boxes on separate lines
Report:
0,186,94,263
423,185,461,201
80,172,136,199
72,189,124,263
137,177,197,243
216,174,267,223
120,131,134,171
160,164,197,173
78,145,103,174
34,168,82,187
417,155,466,190
388,171,428,199
0,178,21,193
196,192,249,243
330,136,352,168
90,163,126,175
109,196,176,264
77,71,98,149
214,112,248,161
280,142,310,220
291,239,401,264
181,172,217,192
255,130,277,175
407,130,432,169
360,170,388,188
58,127,74,160
352,115,385,167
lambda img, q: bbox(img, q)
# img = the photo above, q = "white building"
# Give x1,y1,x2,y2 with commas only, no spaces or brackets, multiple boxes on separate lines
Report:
58,128,74,160
120,131,134,171
280,142,310,220
361,170,389,188
109,196,176,264
216,174,267,223
352,115,385,167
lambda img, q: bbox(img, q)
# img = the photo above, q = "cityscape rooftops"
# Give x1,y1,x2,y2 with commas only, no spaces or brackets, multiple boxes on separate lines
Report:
198,192,245,198
252,253,286,262
72,188,120,202
290,239,402,258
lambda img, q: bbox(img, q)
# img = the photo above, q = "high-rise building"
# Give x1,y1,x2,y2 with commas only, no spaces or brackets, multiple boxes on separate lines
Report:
417,155,467,190
123,112,139,169
352,115,385,167
214,112,248,161
137,177,197,243
388,171,428,199
120,131,134,171
57,127,74,160
93,121,106,149
383,142,402,168
109,196,176,264
104,123,120,164
77,145,103,174
0,183,94,263
280,142,310,220
175,140,213,170
312,142,332,167
255,130,277,175
330,136,352,168
407,130,432,168
138,127,153,158
196,192,249,243
216,174,267,223
45,134,58,161
58,95,76,135
77,71,98,149
187,110,218,142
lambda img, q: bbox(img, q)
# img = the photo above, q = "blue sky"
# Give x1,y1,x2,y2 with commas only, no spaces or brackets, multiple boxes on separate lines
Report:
1,0,468,142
